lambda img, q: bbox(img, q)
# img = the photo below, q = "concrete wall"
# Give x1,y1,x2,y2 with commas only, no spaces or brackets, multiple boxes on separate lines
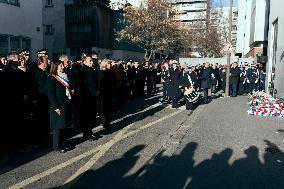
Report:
43,0,66,60
0,0,43,60
112,50,145,62
266,0,284,97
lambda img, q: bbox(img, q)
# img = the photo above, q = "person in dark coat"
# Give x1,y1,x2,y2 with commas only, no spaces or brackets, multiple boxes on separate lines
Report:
161,62,170,103
47,62,72,153
238,66,247,95
168,61,182,108
99,59,115,128
230,62,241,97
80,54,99,141
69,61,84,129
210,64,219,94
201,63,212,104
181,66,199,110
34,57,50,137
146,63,155,94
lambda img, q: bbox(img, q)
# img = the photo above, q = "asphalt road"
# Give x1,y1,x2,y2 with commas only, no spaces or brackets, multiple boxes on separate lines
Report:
1,92,284,189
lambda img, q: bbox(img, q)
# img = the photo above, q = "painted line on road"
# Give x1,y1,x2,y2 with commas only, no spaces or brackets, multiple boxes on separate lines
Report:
62,109,184,189
7,102,164,189
7,148,100,189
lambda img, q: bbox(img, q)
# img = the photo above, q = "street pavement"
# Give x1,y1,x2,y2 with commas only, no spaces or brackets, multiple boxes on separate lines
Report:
1,91,284,189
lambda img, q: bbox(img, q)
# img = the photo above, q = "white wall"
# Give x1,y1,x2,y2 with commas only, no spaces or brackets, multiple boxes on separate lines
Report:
254,0,268,43
179,57,254,66
236,0,246,54
0,0,43,60
266,0,284,97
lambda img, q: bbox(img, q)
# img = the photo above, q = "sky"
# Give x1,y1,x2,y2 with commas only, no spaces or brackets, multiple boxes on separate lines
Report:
111,0,238,8
213,0,238,7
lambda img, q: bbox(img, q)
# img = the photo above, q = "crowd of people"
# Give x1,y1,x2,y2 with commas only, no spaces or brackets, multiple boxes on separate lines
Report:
0,48,266,154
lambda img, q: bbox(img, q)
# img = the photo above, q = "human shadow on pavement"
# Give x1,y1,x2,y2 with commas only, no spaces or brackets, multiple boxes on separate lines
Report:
57,140,284,189
60,145,145,189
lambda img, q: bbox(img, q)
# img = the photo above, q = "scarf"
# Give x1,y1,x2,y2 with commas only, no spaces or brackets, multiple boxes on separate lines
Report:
52,72,72,100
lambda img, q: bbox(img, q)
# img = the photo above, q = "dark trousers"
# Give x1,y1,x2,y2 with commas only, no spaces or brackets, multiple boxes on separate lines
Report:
163,83,169,100
102,114,110,128
53,129,63,150
211,84,217,93
203,88,209,102
172,97,179,108
238,82,245,95
231,83,238,97
186,101,194,110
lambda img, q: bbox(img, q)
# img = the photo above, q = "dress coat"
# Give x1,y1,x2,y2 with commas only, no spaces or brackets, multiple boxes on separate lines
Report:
168,68,182,98
201,68,212,89
47,75,72,130
99,69,115,115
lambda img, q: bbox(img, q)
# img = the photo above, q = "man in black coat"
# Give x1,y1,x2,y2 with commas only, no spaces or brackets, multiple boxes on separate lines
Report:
34,57,50,137
168,61,182,108
201,63,212,104
230,62,241,97
81,54,99,141
161,62,170,103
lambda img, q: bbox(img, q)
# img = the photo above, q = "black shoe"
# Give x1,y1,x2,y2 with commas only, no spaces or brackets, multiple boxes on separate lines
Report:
87,134,99,141
55,148,67,153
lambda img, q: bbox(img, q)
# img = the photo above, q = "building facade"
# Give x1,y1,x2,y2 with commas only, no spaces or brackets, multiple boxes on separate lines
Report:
173,0,207,24
266,0,284,97
43,0,66,60
0,0,43,60
212,7,238,48
65,0,114,59
236,0,269,63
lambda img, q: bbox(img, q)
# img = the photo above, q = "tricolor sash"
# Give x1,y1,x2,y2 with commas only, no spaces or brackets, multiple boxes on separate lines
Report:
52,74,72,100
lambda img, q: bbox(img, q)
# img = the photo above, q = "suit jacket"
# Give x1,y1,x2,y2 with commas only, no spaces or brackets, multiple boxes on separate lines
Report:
201,68,212,89
230,67,240,84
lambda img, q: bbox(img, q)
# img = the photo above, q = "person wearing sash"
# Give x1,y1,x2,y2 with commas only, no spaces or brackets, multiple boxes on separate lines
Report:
47,62,72,153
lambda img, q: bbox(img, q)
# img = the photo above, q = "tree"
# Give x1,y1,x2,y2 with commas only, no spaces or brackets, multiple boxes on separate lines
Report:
185,0,229,58
116,0,189,61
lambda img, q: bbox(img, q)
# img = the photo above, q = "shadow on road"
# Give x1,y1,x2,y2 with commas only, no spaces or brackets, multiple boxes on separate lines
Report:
59,140,284,189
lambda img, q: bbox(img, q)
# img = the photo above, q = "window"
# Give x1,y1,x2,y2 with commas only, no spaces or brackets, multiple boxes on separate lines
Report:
0,0,20,6
46,0,53,7
46,25,53,35
0,35,8,55
22,37,31,50
10,36,20,52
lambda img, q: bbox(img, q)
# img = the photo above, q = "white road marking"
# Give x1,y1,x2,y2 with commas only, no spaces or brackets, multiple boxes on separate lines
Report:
62,109,184,189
